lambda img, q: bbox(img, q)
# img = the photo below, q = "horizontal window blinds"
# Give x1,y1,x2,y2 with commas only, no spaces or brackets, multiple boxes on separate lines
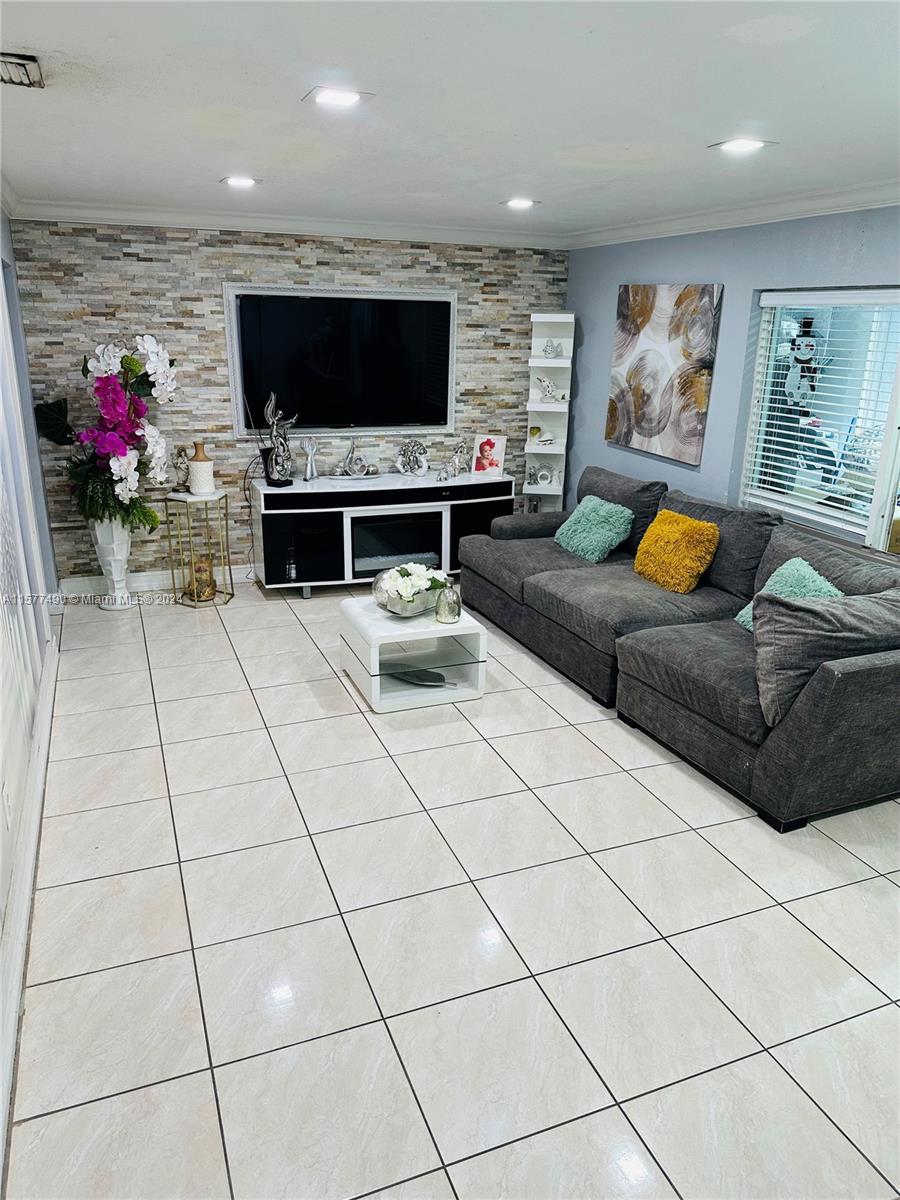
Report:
741,298,900,541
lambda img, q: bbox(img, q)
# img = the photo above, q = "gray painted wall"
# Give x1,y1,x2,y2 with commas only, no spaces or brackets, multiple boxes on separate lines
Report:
1,212,57,590
565,205,900,506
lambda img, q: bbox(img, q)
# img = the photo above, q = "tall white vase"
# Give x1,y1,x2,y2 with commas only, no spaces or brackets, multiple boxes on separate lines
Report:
89,519,134,609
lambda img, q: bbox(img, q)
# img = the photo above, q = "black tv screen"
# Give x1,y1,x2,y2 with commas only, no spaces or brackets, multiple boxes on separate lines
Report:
235,292,452,431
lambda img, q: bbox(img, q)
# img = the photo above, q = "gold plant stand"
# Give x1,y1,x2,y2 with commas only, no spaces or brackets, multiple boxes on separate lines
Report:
164,491,235,607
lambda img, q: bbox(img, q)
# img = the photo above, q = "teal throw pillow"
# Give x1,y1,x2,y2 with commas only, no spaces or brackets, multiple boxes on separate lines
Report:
555,495,634,562
735,556,842,631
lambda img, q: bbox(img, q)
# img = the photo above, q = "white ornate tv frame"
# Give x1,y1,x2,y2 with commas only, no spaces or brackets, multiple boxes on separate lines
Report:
222,283,458,439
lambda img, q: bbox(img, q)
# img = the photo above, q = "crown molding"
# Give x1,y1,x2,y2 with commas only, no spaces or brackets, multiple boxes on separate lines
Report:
565,180,900,249
4,197,569,251
6,180,898,251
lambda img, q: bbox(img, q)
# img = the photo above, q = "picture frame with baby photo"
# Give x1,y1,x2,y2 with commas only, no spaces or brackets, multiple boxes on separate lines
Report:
471,434,507,475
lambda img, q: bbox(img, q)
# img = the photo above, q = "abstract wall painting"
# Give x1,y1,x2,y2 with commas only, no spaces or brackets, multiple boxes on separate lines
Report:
606,283,723,466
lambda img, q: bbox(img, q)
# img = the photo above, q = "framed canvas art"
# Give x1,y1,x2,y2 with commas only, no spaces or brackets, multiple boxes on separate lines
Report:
471,434,506,475
606,284,723,466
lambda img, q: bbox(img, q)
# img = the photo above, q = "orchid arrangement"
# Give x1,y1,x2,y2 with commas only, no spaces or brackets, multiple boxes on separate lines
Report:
380,562,448,602
35,336,177,533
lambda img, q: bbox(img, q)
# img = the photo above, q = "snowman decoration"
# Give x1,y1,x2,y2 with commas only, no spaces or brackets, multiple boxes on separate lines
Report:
784,318,819,405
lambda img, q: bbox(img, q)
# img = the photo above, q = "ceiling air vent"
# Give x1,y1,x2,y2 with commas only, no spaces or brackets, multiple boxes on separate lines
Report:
1,53,44,88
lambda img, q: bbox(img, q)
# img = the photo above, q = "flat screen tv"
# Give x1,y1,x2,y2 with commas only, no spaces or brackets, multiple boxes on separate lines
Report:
228,288,454,433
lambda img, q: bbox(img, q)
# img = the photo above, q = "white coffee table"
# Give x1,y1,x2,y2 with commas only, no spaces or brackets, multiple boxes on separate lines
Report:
339,596,487,712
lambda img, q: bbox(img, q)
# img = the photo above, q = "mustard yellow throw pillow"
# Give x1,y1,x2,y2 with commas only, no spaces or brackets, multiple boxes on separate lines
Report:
634,509,720,594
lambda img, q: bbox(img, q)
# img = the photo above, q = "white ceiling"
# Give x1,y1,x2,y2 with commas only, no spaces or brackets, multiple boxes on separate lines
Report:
2,1,898,248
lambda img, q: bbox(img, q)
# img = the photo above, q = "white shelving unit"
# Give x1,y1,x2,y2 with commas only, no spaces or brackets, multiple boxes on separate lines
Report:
524,311,574,512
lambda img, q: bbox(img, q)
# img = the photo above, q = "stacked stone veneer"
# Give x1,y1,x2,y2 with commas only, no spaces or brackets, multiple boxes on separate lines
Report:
11,221,567,580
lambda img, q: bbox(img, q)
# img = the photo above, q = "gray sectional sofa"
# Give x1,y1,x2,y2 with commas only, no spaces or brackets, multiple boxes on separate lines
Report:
458,465,900,831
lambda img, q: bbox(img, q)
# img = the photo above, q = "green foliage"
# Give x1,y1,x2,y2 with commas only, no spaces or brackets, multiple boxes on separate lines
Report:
66,452,160,533
120,354,144,377
81,355,89,379
34,399,76,445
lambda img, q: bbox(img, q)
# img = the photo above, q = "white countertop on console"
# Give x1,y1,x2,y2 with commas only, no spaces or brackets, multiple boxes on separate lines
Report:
252,470,514,495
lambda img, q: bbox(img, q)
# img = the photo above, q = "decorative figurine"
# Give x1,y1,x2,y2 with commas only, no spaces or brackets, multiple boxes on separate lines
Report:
536,375,558,400
542,338,563,358
263,393,295,485
299,436,318,482
172,444,190,491
395,438,429,475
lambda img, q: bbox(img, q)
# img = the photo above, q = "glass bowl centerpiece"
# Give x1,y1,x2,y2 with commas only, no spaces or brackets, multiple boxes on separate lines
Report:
373,562,449,617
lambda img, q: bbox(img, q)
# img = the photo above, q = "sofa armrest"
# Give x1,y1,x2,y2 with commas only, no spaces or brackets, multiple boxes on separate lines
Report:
491,511,571,540
752,649,900,824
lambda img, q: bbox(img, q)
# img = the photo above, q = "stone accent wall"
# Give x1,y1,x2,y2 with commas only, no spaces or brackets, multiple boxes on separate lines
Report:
11,221,567,580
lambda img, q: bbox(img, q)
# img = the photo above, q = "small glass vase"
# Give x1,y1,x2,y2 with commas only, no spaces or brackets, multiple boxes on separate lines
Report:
435,582,462,624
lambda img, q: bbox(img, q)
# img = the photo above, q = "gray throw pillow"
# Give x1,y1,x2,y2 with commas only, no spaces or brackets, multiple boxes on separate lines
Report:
753,588,900,726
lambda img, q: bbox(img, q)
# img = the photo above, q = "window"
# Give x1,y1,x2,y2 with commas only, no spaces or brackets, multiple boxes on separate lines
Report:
740,289,900,552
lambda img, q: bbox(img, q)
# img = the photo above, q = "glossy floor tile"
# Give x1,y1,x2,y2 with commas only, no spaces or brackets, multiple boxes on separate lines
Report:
595,830,773,935
271,712,387,772
772,1005,900,1186
43,746,166,816
346,884,525,1014
181,837,335,944
314,811,467,909
537,773,687,851
389,978,612,1160
6,1073,230,1200
288,757,422,832
786,877,900,999
394,739,523,808
12,597,899,1199
478,855,657,972
196,916,379,1062
36,797,177,887
432,791,582,878
625,1053,894,1199
14,954,207,1120
171,776,307,859
702,818,876,901
449,1107,676,1199
542,940,758,1099
27,864,189,983
490,724,620,787
671,906,885,1045
216,1024,440,1199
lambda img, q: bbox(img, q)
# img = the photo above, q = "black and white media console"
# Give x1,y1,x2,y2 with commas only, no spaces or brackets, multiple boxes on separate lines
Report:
250,472,515,592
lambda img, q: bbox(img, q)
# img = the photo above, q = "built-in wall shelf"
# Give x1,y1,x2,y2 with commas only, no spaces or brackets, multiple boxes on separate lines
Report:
527,401,569,414
524,312,575,514
528,357,572,369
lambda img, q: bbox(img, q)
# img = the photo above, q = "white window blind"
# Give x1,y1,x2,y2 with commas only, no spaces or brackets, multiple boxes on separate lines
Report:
740,290,900,548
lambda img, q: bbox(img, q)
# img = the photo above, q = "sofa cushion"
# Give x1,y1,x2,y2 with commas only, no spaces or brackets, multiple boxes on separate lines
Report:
523,563,742,656
735,556,842,631
458,534,601,602
555,496,633,562
755,526,900,597
634,509,720,594
577,466,667,554
754,588,900,726
662,491,781,599
616,619,769,745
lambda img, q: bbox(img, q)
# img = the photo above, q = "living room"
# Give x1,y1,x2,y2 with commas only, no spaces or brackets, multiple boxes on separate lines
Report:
1,2,898,1198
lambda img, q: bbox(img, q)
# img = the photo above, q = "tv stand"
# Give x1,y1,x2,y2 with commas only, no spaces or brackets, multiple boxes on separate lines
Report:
250,471,515,590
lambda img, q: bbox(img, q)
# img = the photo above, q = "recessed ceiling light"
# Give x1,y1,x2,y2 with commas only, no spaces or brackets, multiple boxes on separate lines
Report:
313,87,361,108
711,138,768,155
505,197,537,210
221,176,257,189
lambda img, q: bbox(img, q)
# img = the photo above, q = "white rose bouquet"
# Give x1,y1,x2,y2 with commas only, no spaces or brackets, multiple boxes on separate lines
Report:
375,562,448,615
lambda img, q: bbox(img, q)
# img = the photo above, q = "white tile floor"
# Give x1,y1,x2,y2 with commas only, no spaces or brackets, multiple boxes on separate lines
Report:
7,582,900,1200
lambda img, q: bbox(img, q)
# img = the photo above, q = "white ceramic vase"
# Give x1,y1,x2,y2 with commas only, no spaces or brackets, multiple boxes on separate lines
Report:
89,519,134,609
